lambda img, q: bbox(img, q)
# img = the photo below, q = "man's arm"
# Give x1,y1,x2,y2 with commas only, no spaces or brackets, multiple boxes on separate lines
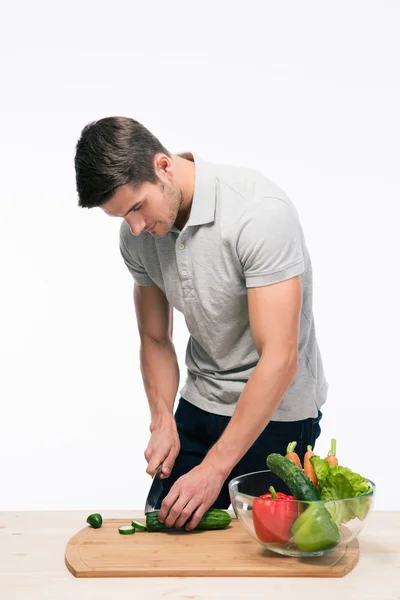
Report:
158,275,303,530
134,283,181,478
203,275,302,477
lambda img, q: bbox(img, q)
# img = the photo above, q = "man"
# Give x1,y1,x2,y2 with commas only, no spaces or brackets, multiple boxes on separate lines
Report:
74,116,327,531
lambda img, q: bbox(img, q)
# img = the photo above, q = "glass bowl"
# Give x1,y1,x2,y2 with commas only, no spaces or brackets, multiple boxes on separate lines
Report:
228,469,375,557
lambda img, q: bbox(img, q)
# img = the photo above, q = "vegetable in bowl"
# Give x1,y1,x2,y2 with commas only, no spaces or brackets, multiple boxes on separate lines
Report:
309,455,374,524
229,437,375,557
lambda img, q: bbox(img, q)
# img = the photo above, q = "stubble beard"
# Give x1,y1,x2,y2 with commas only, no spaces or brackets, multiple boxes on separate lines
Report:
154,182,182,238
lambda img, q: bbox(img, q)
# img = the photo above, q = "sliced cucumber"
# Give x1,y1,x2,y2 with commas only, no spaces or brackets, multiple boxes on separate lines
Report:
131,520,147,532
86,513,103,529
146,509,232,532
118,525,136,535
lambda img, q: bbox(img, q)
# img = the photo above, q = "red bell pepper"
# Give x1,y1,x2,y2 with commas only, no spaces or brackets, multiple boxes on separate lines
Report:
252,486,298,543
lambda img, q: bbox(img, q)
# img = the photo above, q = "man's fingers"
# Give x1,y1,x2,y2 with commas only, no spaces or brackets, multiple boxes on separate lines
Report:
158,486,182,525
174,499,199,529
160,448,179,478
146,439,180,478
185,503,207,531
146,455,165,477
160,477,197,528
163,495,192,529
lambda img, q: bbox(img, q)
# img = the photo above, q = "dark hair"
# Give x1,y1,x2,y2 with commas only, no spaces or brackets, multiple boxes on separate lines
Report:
74,116,171,208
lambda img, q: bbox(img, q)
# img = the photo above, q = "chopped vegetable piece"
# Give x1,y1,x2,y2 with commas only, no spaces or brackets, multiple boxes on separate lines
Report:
118,525,135,535
86,513,103,529
131,520,147,531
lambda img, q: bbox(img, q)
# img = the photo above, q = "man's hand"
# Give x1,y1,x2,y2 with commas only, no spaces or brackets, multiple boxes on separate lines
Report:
157,462,226,530
144,417,180,479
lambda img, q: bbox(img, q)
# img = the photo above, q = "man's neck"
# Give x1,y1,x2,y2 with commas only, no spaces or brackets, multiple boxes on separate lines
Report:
173,152,195,229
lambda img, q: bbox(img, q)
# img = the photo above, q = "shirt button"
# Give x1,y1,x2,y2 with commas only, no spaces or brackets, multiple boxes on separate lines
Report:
179,243,185,249
182,270,187,277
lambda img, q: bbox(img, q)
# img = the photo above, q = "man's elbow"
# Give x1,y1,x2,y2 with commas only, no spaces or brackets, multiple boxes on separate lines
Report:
281,354,298,380
260,347,299,379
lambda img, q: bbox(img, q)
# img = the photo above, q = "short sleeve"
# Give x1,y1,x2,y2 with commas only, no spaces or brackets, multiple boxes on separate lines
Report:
236,197,305,287
119,226,155,286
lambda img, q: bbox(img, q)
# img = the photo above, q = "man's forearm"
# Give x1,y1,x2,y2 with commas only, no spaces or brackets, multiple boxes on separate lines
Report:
203,352,298,478
139,337,180,430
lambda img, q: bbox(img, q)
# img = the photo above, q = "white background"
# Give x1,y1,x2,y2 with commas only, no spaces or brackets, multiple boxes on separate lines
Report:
1,0,399,512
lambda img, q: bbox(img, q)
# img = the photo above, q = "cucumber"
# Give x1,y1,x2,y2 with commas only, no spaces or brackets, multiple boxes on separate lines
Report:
131,520,147,532
86,513,103,529
194,509,232,530
146,508,232,532
266,453,320,501
118,525,136,535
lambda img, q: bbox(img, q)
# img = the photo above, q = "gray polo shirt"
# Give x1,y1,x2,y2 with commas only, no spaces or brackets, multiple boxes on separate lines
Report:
119,152,328,421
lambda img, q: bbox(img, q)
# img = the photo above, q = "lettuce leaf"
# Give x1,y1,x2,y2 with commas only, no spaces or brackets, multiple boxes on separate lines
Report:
309,455,330,484
328,466,373,496
349,495,373,521
320,472,354,501
319,473,354,524
309,456,374,525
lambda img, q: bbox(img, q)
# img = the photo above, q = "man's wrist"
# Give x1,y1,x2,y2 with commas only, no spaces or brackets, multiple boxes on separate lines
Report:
149,411,175,433
202,444,236,481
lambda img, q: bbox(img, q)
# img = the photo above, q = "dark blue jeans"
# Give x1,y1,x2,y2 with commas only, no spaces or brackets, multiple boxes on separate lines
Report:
154,397,322,509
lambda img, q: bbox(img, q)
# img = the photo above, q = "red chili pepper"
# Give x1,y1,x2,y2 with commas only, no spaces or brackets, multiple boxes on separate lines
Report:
252,486,298,544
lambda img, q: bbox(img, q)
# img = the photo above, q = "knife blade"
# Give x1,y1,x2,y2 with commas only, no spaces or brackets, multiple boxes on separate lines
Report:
144,463,164,515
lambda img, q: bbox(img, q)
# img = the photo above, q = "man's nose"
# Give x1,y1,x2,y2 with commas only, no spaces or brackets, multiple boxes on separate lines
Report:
124,215,145,236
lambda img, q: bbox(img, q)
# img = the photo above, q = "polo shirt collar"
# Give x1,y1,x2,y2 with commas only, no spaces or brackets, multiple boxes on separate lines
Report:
184,152,217,227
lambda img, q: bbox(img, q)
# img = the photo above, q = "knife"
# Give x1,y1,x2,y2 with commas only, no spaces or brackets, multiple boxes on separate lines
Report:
144,463,164,515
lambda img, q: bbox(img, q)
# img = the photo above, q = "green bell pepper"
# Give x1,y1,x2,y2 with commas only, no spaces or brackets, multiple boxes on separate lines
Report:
291,503,341,552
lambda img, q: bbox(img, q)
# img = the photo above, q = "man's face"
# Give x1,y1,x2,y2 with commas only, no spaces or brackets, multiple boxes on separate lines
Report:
101,179,182,238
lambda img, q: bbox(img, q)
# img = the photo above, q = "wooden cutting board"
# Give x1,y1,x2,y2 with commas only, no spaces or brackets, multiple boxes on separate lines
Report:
65,517,359,578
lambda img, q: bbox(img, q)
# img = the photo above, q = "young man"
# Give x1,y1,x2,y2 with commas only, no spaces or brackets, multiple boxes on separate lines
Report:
74,116,327,531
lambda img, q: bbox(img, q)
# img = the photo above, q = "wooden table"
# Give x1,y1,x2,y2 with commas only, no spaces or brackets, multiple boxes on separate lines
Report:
1,510,399,599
